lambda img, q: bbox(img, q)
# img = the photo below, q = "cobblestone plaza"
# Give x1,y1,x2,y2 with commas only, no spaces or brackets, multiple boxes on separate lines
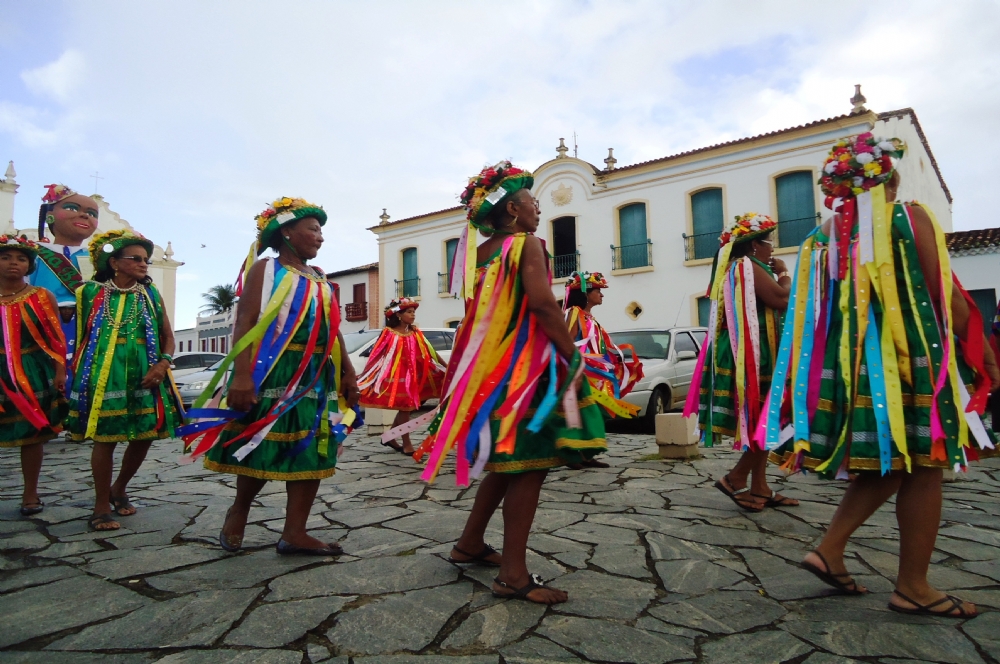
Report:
2,428,1000,663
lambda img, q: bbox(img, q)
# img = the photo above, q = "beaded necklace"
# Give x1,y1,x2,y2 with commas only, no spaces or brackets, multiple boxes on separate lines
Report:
101,281,146,332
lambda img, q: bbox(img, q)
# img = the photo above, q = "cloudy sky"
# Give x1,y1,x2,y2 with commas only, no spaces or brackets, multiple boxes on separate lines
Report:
2,1,998,327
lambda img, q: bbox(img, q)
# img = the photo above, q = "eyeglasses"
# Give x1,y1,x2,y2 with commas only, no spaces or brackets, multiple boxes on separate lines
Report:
118,256,153,265
759,240,773,246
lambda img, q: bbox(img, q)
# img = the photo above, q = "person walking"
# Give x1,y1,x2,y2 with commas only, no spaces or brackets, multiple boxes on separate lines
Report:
358,298,446,455
766,134,999,617
181,197,359,555
684,213,798,511
66,230,182,531
416,161,606,604
0,236,67,516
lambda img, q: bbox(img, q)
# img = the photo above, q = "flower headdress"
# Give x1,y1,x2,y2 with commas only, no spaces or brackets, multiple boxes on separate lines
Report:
385,298,419,318
719,213,777,247
88,229,154,274
0,234,39,275
563,271,609,309
38,183,82,241
448,161,534,300
235,196,327,296
819,132,905,205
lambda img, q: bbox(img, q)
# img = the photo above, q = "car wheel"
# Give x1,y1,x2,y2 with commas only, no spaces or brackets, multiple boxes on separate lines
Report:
644,386,669,433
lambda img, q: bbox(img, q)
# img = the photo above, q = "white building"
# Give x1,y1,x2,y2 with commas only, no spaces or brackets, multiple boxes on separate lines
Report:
370,100,954,332
948,228,1000,336
0,161,184,322
327,262,380,333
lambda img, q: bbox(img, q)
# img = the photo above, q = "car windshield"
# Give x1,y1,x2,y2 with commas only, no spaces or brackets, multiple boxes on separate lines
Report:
609,331,672,360
207,359,225,371
343,330,381,354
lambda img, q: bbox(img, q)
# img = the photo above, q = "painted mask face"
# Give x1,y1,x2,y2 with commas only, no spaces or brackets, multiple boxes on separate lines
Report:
49,194,99,246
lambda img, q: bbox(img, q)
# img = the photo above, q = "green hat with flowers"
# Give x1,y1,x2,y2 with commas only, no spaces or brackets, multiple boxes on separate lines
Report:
459,161,534,231
0,235,39,275
254,196,327,255
89,229,155,274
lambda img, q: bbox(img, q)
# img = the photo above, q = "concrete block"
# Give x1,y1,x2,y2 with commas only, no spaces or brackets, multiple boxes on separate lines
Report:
655,413,700,460
365,408,397,436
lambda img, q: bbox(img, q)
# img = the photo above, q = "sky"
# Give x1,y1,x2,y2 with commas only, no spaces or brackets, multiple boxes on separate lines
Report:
2,1,999,328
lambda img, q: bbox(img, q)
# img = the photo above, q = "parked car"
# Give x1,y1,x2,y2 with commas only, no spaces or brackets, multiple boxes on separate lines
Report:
607,327,708,432
170,352,225,379
348,327,455,377
174,358,226,409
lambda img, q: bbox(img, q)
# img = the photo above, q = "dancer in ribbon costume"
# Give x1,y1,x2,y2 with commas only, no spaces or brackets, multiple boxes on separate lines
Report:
181,197,359,556
0,236,67,517
415,161,605,604
358,298,446,454
764,134,999,617
66,229,182,531
30,185,99,360
683,213,798,512
563,271,643,468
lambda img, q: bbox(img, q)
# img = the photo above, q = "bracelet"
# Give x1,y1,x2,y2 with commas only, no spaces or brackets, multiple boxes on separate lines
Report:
777,271,790,280
159,354,173,364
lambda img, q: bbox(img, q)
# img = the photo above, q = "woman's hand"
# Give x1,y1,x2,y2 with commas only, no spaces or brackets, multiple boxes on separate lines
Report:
226,375,258,412
140,360,170,389
341,372,360,408
54,365,66,394
770,257,788,274
984,345,1000,392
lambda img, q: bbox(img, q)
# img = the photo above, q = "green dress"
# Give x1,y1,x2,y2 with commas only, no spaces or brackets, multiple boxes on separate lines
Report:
768,204,997,475
0,287,68,447
204,261,340,481
66,281,181,443
696,256,782,448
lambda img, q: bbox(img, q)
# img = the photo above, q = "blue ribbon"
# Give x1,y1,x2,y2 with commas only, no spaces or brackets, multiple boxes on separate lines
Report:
791,250,818,445
863,303,893,475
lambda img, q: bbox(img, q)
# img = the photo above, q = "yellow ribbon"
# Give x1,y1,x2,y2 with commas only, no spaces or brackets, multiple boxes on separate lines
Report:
86,291,126,440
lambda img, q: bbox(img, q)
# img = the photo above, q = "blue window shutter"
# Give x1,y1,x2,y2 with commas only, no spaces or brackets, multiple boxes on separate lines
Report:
619,204,648,247
445,239,458,274
402,248,418,297
697,297,711,327
690,189,723,259
775,171,816,247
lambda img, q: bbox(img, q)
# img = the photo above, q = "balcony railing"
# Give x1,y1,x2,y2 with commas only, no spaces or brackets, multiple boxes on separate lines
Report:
394,277,420,298
551,252,580,279
344,301,367,322
776,213,821,248
682,231,719,261
611,240,652,270
438,272,450,294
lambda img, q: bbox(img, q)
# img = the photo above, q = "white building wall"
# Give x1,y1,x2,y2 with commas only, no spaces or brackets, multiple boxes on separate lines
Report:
329,269,377,333
952,253,1000,299
174,327,197,354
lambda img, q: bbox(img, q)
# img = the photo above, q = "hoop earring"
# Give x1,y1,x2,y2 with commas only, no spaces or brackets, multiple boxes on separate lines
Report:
45,214,55,226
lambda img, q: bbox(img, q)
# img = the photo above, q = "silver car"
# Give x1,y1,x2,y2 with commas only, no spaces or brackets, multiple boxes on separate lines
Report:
607,327,708,431
174,359,227,409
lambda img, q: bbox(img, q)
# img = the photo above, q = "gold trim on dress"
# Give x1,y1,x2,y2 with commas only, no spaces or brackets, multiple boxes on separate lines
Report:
203,458,337,481
767,448,1000,472
484,457,563,473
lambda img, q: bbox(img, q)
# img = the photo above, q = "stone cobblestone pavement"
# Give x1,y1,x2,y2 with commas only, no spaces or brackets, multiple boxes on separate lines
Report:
2,425,1000,663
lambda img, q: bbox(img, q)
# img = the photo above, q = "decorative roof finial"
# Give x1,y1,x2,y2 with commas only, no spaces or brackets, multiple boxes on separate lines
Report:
604,148,617,171
164,241,174,260
556,138,569,159
850,84,868,114
4,161,15,182
379,208,390,225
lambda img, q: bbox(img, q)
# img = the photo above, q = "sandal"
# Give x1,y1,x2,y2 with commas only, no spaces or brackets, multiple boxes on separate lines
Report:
492,573,565,604
20,500,44,516
89,512,121,531
276,539,343,556
581,459,610,468
448,543,501,567
219,508,243,552
800,550,866,595
888,590,977,618
714,475,764,512
110,494,137,516
751,490,799,508
381,441,404,453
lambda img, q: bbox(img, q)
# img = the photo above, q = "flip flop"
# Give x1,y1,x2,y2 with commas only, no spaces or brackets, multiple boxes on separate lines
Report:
714,475,764,512
448,543,501,567
219,508,243,552
492,573,565,604
888,590,977,618
89,512,120,531
19,500,44,516
800,550,866,595
276,539,343,556
381,441,404,453
110,495,137,516
751,490,799,507
582,459,611,468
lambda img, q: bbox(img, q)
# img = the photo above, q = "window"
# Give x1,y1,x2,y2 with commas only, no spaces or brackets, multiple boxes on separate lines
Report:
423,330,455,352
551,217,578,278
690,188,723,260
674,332,698,356
445,239,459,275
968,288,998,336
690,330,707,348
220,337,227,353
173,355,203,370
353,283,366,304
446,319,461,329
211,338,217,352
775,171,817,248
614,203,651,269
399,247,419,297
608,331,671,360
696,296,711,327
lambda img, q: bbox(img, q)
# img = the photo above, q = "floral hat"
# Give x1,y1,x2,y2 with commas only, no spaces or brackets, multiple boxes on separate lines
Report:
719,213,777,247
564,271,608,309
254,196,327,256
385,298,419,318
0,235,39,275
88,229,154,274
819,132,906,203
460,161,534,231
41,184,78,206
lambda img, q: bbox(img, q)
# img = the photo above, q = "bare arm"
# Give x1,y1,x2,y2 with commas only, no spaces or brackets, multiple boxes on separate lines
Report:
910,205,971,339
521,235,577,361
141,288,176,388
226,260,266,411
337,330,359,407
753,259,790,311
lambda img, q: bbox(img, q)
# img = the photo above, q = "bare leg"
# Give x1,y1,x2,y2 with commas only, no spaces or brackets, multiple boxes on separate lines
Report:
806,471,902,592
391,411,413,453
281,479,330,549
718,450,766,509
222,474,266,544
494,470,567,604
110,440,154,514
90,442,120,528
452,471,508,564
747,448,798,505
20,442,44,506
891,467,975,615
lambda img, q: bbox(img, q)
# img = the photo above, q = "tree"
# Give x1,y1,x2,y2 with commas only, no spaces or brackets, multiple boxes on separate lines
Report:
200,283,237,315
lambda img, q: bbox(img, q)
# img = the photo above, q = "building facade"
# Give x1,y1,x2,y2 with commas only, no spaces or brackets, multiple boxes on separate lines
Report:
327,262,380,333
369,104,953,333
948,228,1000,336
1,161,184,322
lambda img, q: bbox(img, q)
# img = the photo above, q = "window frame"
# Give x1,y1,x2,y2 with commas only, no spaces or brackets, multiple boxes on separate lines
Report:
612,199,654,275
768,166,820,255
684,184,727,266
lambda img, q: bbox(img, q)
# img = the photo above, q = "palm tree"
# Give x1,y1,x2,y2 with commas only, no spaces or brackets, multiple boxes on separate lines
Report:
201,284,237,315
